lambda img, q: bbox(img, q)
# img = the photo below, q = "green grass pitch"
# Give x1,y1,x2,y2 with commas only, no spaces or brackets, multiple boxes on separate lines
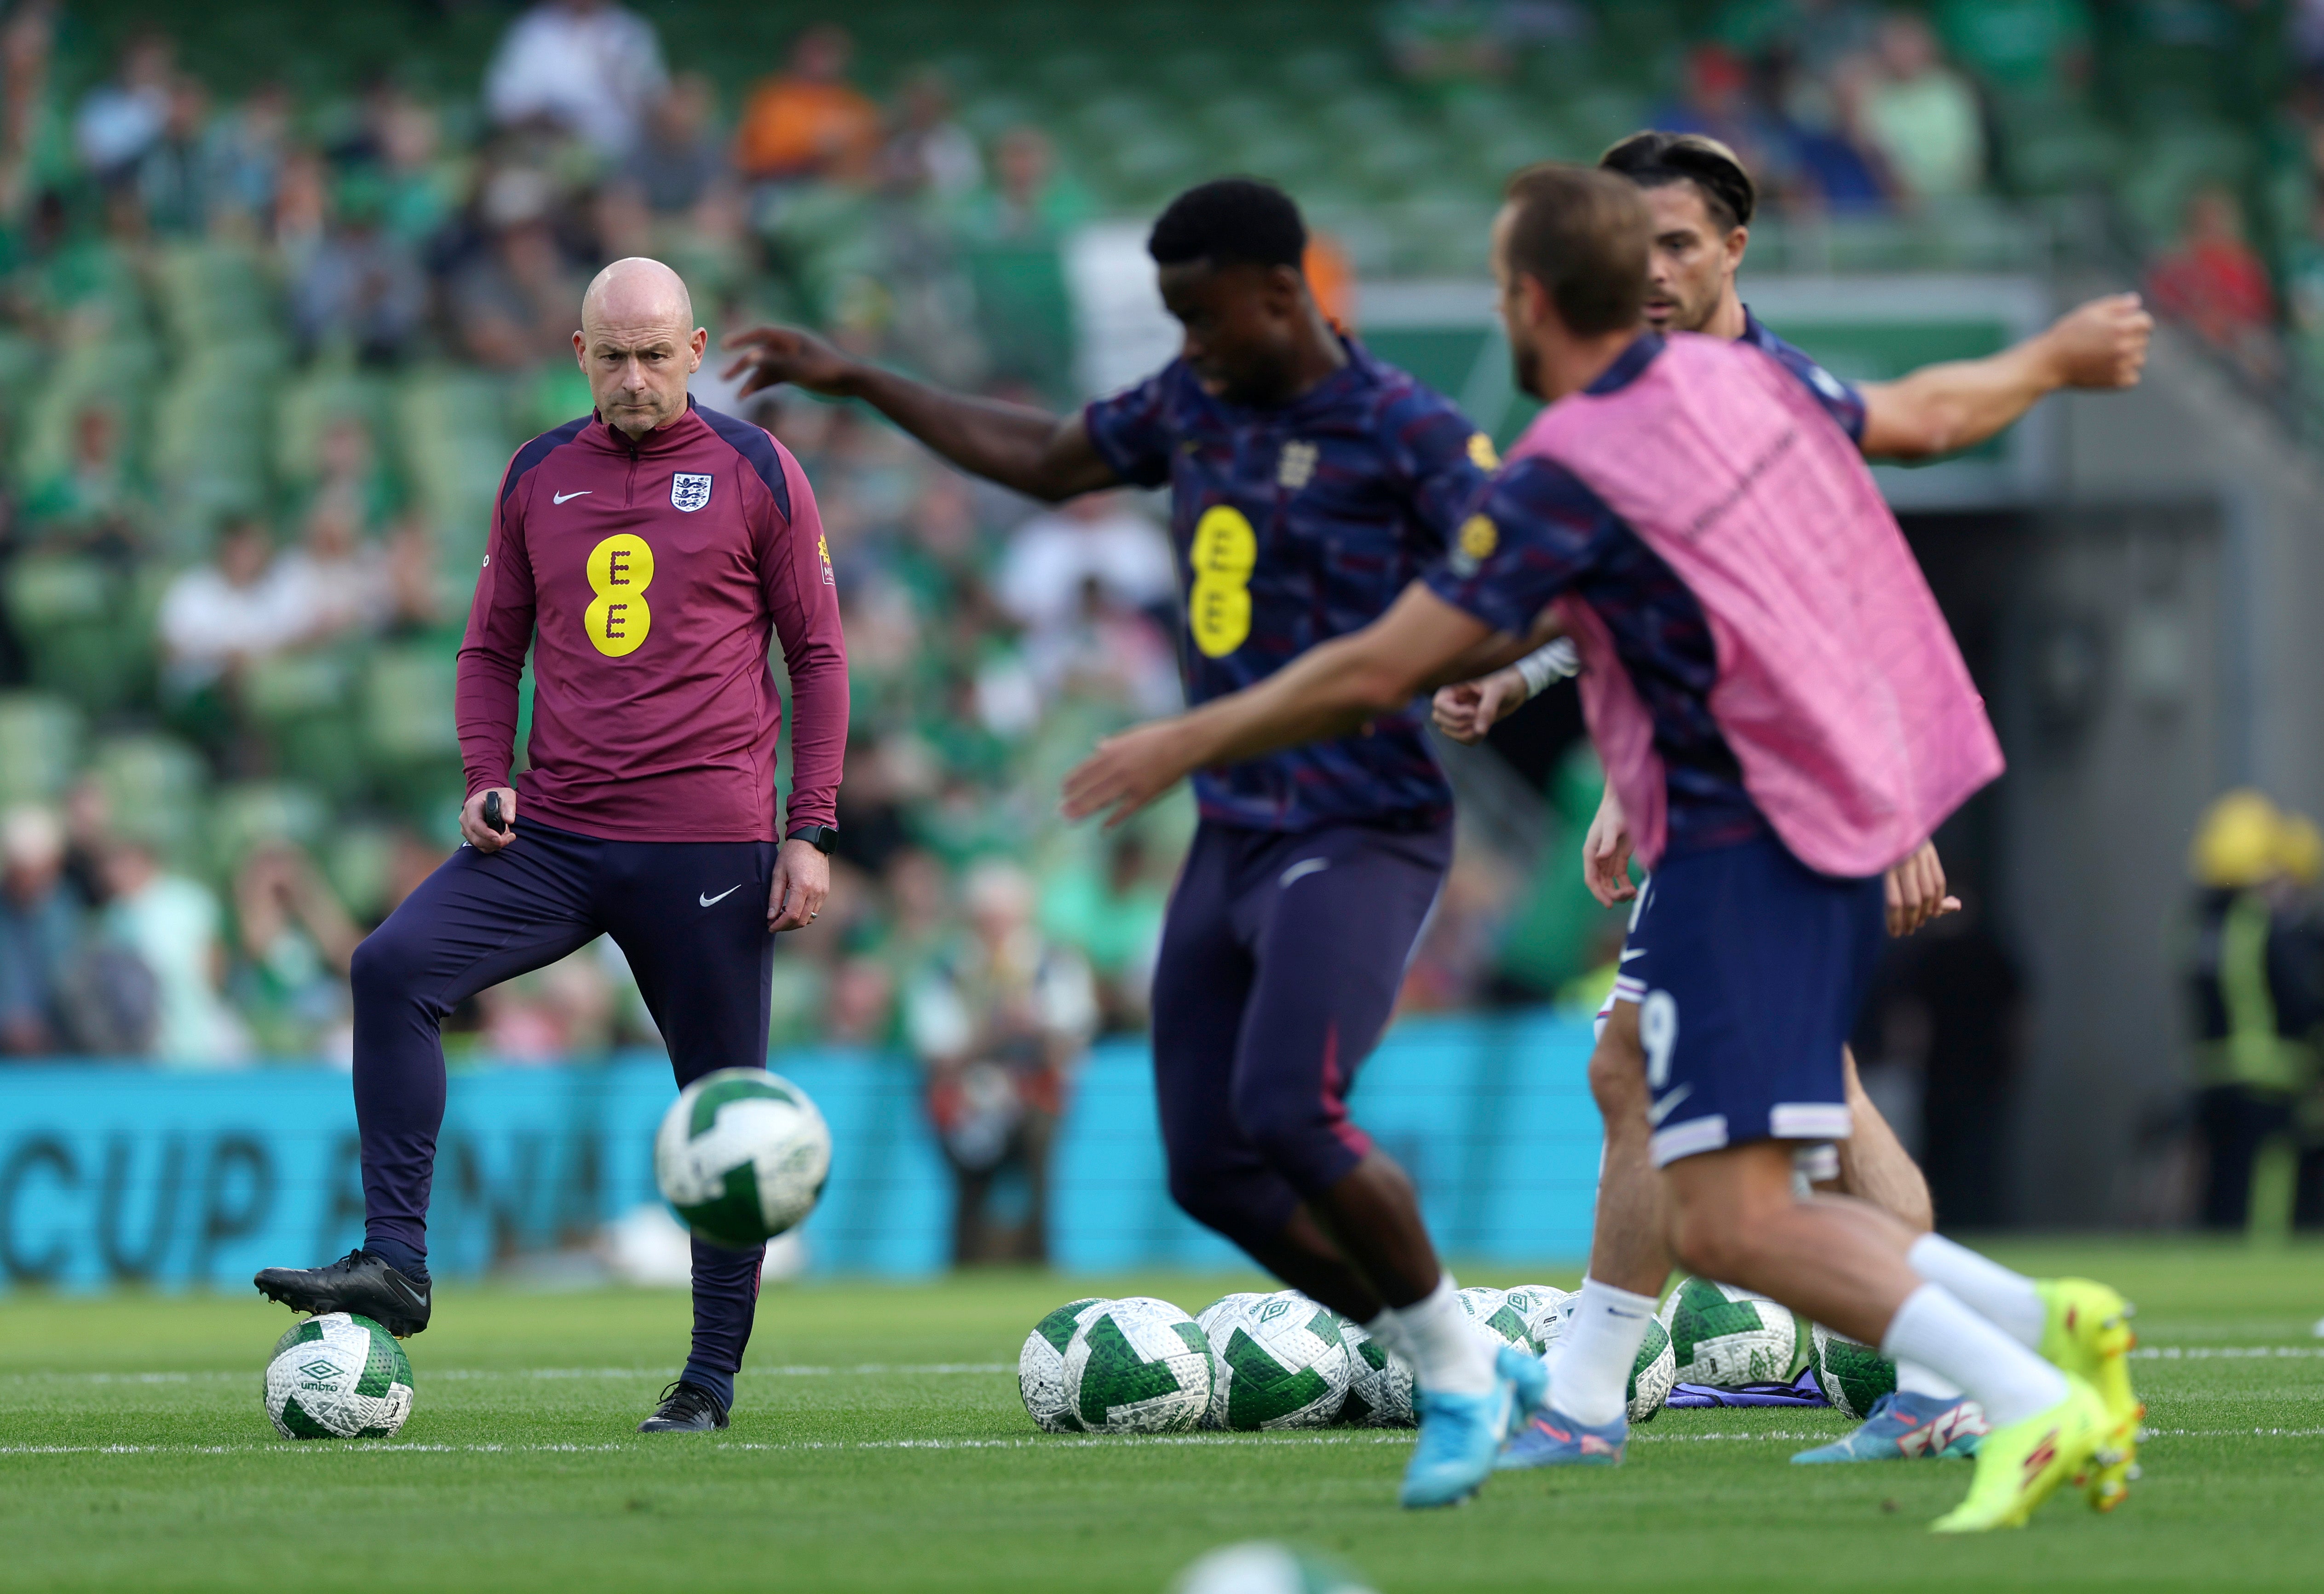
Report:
3,1241,2319,1592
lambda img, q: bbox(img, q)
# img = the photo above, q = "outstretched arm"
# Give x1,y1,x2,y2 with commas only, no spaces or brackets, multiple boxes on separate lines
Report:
722,324,1118,501
1061,583,1498,827
1857,292,2151,461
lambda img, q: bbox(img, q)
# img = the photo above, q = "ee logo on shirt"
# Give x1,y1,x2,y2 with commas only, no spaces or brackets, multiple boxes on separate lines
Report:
1188,505,1256,659
585,532,655,657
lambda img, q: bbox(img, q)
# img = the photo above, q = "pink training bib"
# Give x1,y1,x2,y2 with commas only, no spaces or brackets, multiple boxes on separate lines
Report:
1507,333,2003,877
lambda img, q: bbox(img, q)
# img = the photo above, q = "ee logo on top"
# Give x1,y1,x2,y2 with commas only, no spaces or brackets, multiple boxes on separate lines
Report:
585,533,655,656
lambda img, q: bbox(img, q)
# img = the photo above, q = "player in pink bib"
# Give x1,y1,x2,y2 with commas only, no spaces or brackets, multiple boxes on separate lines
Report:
1063,165,2136,1533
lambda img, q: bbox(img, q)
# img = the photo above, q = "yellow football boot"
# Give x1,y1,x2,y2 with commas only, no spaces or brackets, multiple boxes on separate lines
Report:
1929,1374,2108,1534
2037,1278,2143,1511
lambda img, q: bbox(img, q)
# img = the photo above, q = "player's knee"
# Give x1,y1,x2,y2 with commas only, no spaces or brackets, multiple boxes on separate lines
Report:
1228,1086,1329,1183
349,925,422,1008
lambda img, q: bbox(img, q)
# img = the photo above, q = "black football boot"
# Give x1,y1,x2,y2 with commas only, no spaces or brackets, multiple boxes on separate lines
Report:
253,1249,432,1337
639,1381,730,1433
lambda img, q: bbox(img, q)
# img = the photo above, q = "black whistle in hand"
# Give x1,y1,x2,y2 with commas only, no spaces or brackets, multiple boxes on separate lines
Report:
483,791,511,834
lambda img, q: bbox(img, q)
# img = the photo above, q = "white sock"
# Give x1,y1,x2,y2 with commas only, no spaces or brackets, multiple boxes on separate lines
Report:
1893,1359,1963,1401
1881,1283,2065,1428
1390,1275,1496,1397
1550,1276,1657,1427
1362,1309,1414,1366
1906,1233,2045,1349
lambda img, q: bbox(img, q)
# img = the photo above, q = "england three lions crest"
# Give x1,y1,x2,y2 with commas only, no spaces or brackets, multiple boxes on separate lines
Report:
670,472,713,513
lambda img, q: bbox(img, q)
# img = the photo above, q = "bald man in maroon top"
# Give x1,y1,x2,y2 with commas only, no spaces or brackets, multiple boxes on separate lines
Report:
256,260,848,1434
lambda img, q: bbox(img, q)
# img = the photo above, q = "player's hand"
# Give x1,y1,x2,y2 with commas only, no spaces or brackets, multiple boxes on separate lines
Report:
768,838,830,932
2045,293,2152,391
1883,840,1960,937
1431,667,1526,745
1060,720,1196,829
459,787,517,854
720,324,859,400
1582,785,1637,906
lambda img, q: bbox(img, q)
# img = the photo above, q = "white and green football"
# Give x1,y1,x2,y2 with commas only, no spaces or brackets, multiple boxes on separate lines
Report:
1027,1296,1214,1434
1658,1277,1811,1387
1172,1542,1378,1594
1504,1284,1572,1352
1810,1323,1898,1420
264,1312,414,1439
1522,1289,1676,1422
654,1068,831,1249
1020,1297,1109,1433
1172,1542,1379,1594
1455,1287,1536,1354
1194,1292,1270,1338
1336,1315,1415,1429
1200,1291,1354,1431
1627,1316,1679,1422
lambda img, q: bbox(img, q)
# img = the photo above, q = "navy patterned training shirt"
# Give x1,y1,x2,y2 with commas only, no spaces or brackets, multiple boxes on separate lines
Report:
1424,327,1868,855
1084,337,1490,832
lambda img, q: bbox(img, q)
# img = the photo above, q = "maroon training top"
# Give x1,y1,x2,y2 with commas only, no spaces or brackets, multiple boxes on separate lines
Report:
456,398,847,842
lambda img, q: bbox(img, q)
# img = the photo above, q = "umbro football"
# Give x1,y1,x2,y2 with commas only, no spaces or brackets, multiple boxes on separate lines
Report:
654,1068,832,1248
1023,1296,1214,1434
1658,1277,1811,1387
1336,1314,1415,1429
1455,1286,1536,1353
263,1312,414,1439
1199,1291,1354,1430
1809,1322,1899,1420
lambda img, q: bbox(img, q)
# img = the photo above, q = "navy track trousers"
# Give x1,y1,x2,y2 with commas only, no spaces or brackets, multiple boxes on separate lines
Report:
352,820,779,1407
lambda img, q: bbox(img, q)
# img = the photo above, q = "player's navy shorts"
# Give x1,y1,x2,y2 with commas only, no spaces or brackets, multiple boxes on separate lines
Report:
1150,815,1452,1243
1615,833,1885,1167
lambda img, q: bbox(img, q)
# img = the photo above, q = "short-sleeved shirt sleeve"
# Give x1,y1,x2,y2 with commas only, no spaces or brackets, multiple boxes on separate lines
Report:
1382,386,1496,555
1081,368,1177,488
1422,455,1619,634
1741,311,1867,447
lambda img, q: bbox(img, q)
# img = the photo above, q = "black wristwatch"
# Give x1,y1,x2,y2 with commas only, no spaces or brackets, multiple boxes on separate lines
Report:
786,825,838,855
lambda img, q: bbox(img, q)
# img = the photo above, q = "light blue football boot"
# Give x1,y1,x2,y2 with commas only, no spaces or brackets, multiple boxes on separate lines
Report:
1790,1391,1989,1464
1398,1345,1548,1509
1494,1404,1628,1468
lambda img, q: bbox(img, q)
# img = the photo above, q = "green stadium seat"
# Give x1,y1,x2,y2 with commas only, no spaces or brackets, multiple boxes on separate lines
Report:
87,731,209,864
396,367,517,570
208,779,328,877
0,691,85,808
363,641,461,765
3,553,156,715
151,340,285,529
275,366,397,490
152,240,283,355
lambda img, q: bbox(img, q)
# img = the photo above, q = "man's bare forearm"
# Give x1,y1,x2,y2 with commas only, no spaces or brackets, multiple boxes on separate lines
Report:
833,363,1116,501
1169,587,1496,772
1858,338,2059,461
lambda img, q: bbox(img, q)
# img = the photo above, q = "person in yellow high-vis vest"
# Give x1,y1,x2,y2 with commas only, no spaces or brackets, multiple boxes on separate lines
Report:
2186,791,2323,1232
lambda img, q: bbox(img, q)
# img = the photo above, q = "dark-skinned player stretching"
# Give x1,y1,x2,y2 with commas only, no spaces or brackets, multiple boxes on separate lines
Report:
725,179,1552,1507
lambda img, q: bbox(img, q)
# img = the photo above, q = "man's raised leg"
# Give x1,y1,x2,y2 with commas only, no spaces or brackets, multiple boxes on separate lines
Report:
254,831,601,1334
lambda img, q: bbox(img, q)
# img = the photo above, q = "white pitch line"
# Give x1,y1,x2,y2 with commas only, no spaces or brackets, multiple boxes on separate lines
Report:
2128,1346,2323,1360
4,1364,1013,1387
6,1427,2321,1460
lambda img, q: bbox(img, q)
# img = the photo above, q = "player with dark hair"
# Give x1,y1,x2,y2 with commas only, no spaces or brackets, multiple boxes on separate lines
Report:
1431,130,2151,1471
1059,161,2141,1535
253,258,848,1436
723,177,1552,1508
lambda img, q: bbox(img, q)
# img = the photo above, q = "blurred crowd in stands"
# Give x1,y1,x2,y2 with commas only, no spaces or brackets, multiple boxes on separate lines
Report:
0,0,2312,1076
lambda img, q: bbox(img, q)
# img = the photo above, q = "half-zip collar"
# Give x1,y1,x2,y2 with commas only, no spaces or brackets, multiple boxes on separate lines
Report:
583,393,713,460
